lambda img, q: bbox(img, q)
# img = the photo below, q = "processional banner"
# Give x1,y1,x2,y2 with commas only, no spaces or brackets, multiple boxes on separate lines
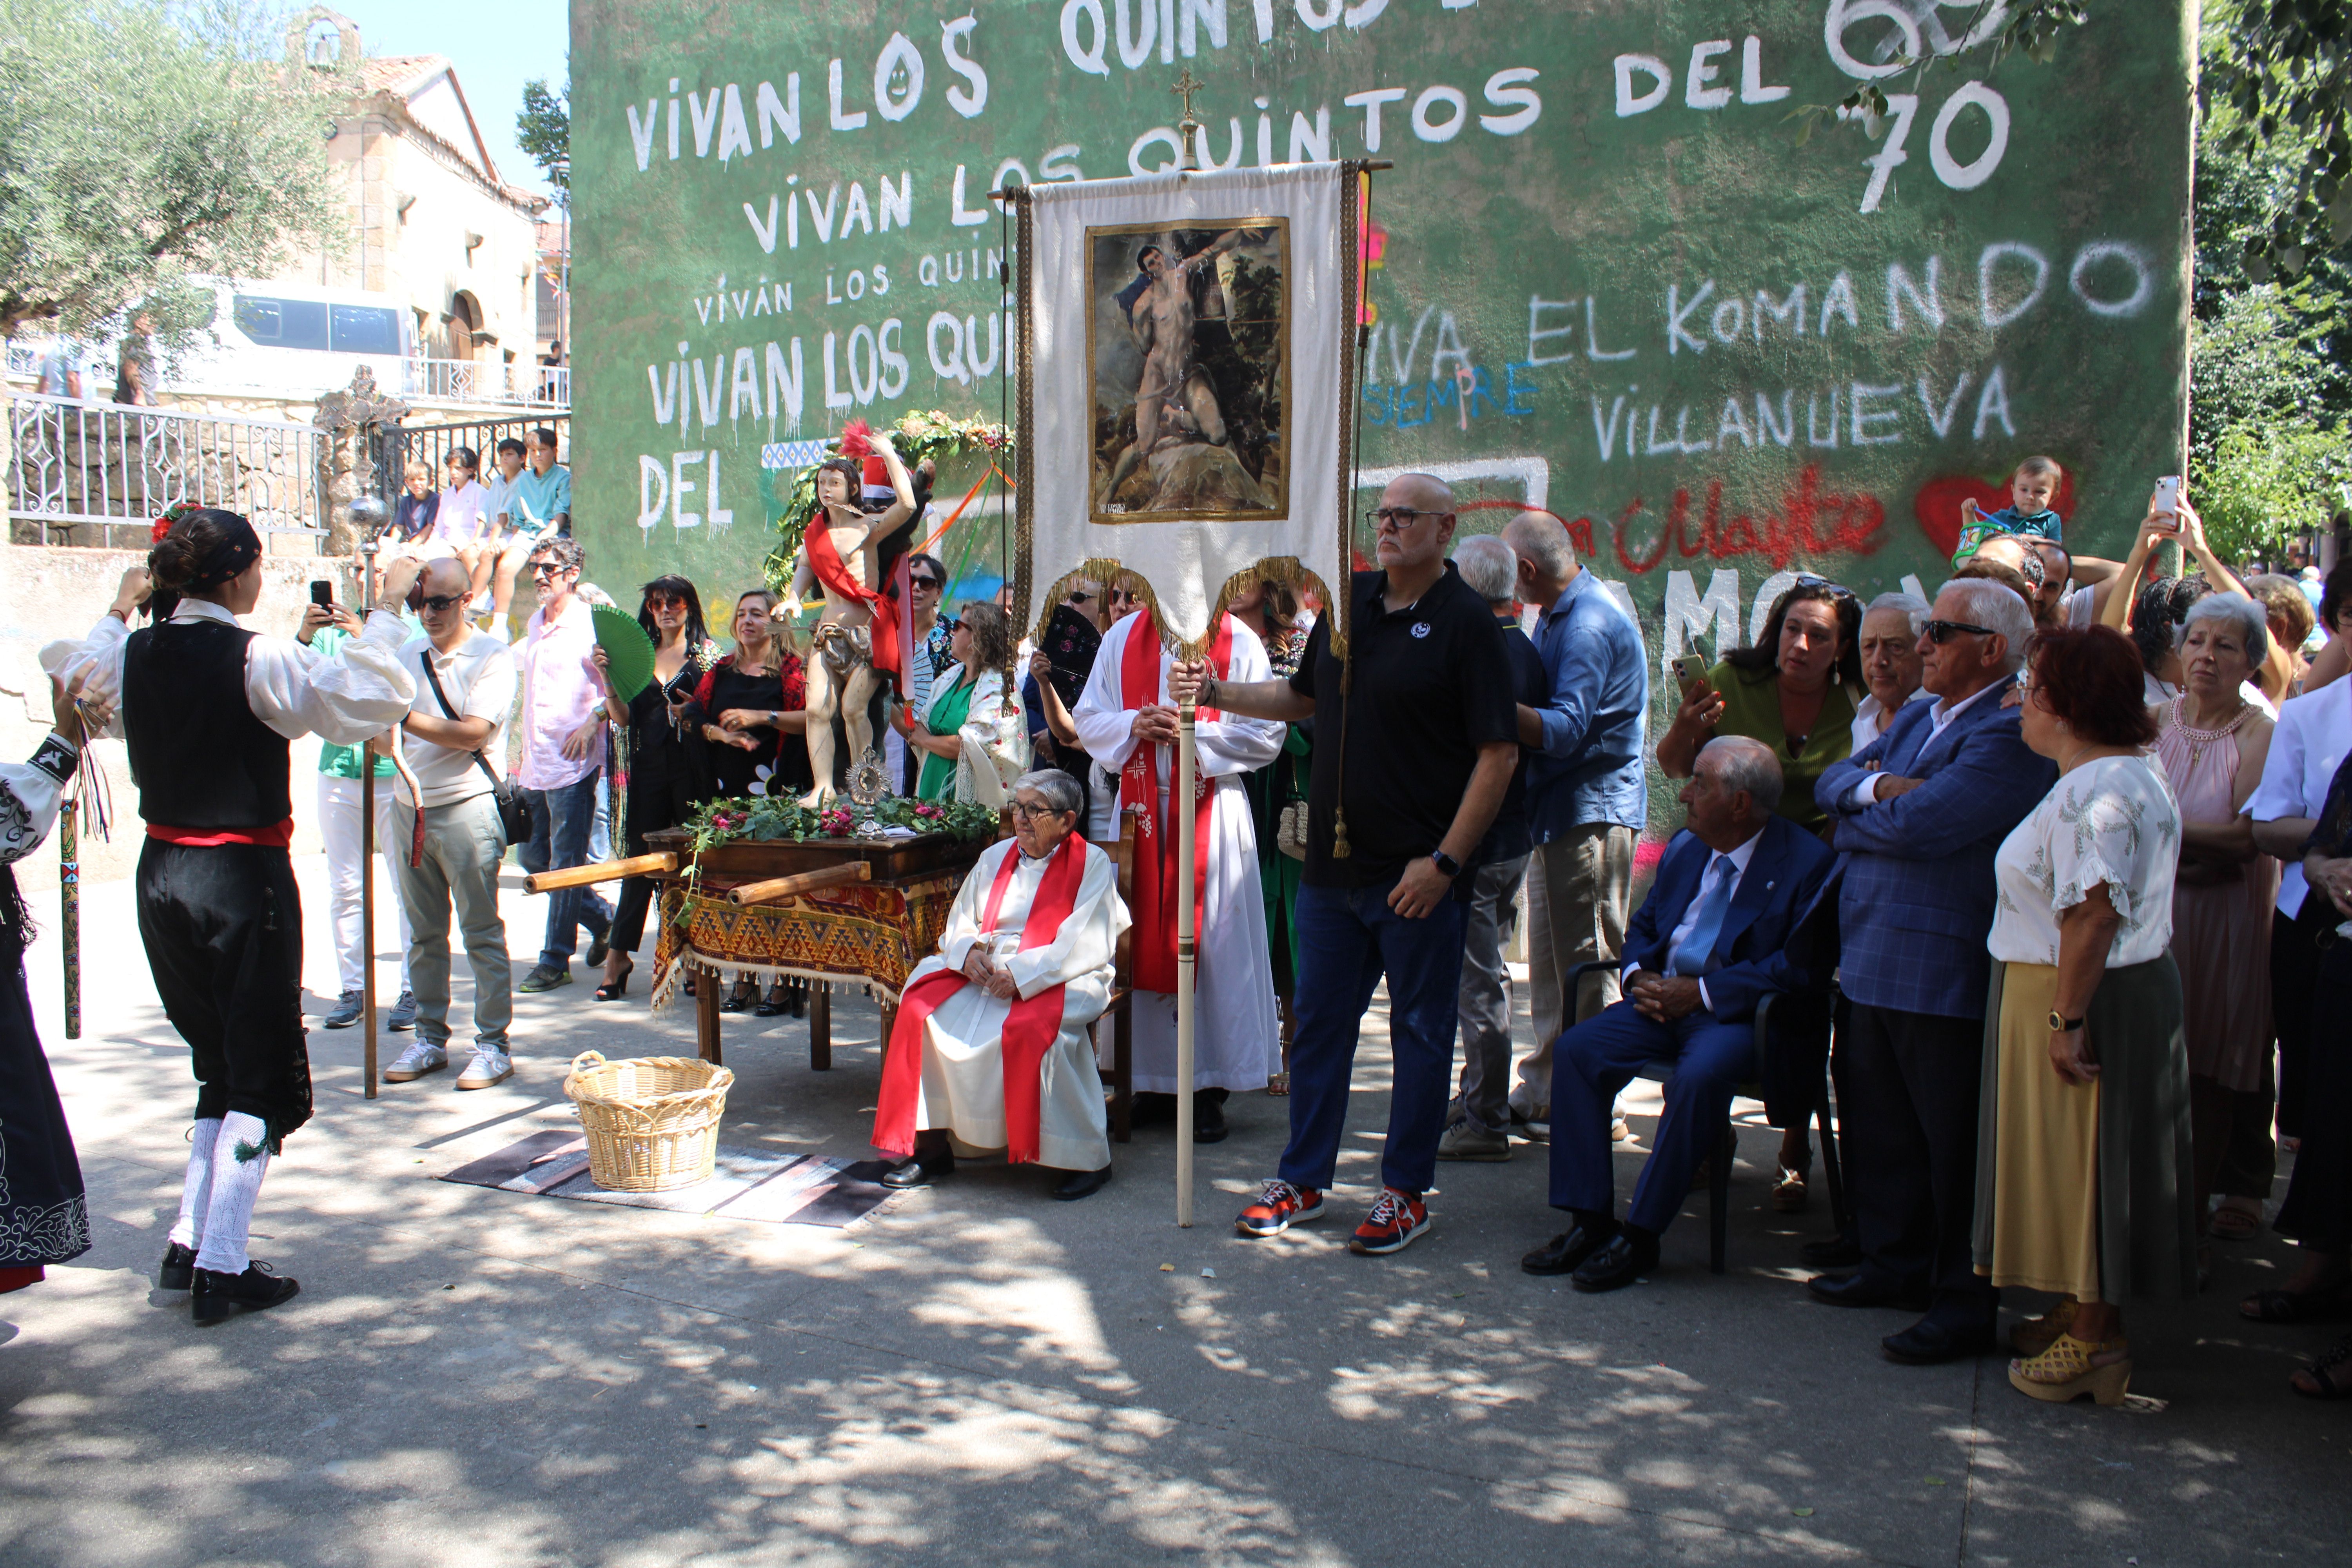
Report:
1023,162,1352,649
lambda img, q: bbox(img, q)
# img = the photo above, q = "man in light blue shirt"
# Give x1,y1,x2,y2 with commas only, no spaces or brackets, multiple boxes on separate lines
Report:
485,427,572,641
1502,510,1649,1130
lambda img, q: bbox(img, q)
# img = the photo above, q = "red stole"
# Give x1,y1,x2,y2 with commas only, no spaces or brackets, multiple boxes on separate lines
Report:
804,513,905,688
872,833,1090,1164
1117,610,1233,995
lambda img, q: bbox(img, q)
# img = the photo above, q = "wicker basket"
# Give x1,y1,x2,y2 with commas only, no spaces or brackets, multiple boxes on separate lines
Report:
562,1051,735,1192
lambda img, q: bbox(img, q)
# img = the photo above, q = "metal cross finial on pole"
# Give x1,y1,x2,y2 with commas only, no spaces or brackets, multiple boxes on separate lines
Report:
1172,68,1205,127
1173,69,1205,171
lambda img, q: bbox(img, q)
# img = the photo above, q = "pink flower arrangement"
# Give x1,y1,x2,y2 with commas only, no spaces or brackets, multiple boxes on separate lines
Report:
818,809,854,838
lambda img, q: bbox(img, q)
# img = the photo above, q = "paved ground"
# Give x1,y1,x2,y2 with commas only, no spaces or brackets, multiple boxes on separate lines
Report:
2,857,2348,1567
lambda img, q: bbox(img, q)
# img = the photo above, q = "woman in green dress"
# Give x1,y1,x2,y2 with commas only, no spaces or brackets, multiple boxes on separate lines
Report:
1655,575,1862,1207
900,601,1021,803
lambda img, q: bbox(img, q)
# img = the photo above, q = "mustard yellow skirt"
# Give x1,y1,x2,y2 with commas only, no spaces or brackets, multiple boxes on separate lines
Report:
1972,956,2198,1305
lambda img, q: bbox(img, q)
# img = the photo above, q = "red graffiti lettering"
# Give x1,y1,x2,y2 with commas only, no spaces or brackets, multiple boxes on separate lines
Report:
1609,464,1889,575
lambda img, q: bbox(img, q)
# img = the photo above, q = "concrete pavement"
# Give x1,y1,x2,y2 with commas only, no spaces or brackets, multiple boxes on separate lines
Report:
2,855,2346,1566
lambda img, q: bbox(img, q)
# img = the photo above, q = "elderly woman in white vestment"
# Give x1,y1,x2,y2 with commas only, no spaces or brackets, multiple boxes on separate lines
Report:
871,769,1129,1200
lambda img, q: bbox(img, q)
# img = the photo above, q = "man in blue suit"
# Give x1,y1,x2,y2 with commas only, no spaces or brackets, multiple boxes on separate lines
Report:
1811,578,2054,1363
1522,736,1836,1292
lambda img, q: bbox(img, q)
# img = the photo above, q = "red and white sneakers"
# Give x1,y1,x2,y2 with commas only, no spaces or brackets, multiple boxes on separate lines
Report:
1347,1189,1432,1255
1233,1179,1325,1238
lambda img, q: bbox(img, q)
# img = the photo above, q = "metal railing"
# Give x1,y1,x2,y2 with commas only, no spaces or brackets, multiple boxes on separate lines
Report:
370,413,572,524
6,392,327,550
404,357,569,408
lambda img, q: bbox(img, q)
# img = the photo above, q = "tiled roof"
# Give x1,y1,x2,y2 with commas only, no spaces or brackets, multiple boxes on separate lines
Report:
358,54,448,96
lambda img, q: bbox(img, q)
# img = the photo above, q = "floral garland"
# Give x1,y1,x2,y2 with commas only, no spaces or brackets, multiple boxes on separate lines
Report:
684,792,998,858
149,499,205,542
764,410,1014,592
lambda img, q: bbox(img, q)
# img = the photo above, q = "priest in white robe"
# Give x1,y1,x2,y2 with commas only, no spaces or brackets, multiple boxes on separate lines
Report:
871,768,1128,1200
1072,600,1283,1139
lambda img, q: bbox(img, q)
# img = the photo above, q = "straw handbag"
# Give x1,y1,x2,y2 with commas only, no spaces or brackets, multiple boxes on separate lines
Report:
562,1051,734,1192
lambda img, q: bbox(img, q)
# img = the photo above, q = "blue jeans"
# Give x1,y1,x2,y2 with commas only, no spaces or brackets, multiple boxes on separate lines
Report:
1548,1001,1756,1236
518,774,610,968
1278,875,1471,1198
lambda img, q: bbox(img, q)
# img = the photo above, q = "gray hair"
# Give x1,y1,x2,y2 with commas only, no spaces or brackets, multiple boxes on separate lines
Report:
528,535,584,573
1453,534,1519,606
1011,768,1083,818
1864,590,1930,637
1934,578,2034,671
2181,591,2270,668
1503,510,1576,581
1700,735,1784,815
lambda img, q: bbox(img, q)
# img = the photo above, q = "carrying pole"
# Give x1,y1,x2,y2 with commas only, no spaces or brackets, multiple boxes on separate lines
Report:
359,538,379,1100
59,797,79,1040
1175,697,1197,1227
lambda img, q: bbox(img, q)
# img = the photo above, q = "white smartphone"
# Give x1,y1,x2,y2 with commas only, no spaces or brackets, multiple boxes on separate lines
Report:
2152,474,2183,518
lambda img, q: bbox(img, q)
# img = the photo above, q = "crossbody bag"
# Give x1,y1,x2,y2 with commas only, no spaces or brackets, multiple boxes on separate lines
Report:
420,650,533,848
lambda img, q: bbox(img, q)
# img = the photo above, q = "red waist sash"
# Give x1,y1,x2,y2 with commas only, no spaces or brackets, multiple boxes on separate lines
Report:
146,818,296,847
873,833,1089,1165
1118,609,1232,995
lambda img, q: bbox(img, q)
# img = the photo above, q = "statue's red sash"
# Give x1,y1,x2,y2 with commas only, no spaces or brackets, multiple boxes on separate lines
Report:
806,513,904,687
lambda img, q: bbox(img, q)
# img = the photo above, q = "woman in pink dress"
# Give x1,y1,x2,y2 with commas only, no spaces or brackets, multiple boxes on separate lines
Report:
2152,594,2279,1251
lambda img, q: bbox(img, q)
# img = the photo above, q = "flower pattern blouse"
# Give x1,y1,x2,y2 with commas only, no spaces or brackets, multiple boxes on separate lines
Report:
1989,753,2181,967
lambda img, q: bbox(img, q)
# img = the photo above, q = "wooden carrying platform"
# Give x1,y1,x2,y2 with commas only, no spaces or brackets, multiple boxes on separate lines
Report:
534,822,1143,1144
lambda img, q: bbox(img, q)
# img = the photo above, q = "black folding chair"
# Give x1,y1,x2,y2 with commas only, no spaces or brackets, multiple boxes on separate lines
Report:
1561,962,1848,1274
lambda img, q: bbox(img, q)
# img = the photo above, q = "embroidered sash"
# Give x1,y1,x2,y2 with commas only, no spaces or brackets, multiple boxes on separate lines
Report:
1116,610,1232,995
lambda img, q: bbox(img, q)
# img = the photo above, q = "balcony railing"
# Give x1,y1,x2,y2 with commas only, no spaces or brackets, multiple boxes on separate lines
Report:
405,357,569,408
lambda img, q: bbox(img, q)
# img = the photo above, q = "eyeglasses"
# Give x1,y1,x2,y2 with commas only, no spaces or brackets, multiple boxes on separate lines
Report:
1067,590,1094,605
1922,619,1996,644
529,562,571,579
910,575,942,590
1792,573,1857,602
1009,801,1067,821
646,593,688,611
939,616,964,633
1365,506,1446,531
419,593,468,613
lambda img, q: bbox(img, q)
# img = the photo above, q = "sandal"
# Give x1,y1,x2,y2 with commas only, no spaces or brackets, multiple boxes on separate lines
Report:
2009,1332,2132,1406
2291,1335,2352,1401
2011,1299,2078,1359
593,958,633,1002
1772,1161,1811,1214
2209,1202,2264,1241
2241,1277,2352,1324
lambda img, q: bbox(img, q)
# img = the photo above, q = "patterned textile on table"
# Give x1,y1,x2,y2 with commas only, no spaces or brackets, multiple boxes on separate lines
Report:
651,871,967,1009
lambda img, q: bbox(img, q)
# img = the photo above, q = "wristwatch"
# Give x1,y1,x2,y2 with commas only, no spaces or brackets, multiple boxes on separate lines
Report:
2047,1009,2085,1033
1430,849,1462,879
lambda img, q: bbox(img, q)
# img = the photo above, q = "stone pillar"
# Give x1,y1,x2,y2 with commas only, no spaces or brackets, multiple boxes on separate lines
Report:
311,365,408,556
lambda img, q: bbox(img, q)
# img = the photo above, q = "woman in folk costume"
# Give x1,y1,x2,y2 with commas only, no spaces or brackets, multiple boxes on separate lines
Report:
870,769,1128,1200
1071,585,1284,1140
0,679,102,1296
59,512,420,1325
785,421,924,803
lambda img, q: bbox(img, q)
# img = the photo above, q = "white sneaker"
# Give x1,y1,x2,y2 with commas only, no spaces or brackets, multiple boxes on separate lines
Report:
456,1045,513,1090
383,1041,447,1083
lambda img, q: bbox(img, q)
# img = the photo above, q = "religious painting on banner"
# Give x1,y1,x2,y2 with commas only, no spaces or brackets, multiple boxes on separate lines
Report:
1089,220,1289,524
1027,164,1348,649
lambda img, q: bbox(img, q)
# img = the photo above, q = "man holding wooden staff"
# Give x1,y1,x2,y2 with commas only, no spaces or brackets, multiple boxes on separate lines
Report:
1172,473,1517,1255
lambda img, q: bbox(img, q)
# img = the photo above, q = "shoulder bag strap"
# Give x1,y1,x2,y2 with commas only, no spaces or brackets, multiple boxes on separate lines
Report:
419,650,502,786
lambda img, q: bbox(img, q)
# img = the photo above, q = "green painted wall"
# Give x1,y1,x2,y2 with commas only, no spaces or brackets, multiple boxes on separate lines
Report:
572,0,2194,670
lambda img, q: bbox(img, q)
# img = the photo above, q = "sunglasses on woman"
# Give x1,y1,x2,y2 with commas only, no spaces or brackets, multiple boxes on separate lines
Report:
647,593,688,610
910,574,942,590
939,616,964,633
1792,573,1858,602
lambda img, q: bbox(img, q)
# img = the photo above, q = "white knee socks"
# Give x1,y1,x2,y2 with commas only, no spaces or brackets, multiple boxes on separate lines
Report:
189,1111,272,1276
168,1118,223,1250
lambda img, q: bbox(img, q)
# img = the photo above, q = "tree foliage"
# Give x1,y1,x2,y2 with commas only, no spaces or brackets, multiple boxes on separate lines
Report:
2204,0,2352,279
0,0,349,344
518,76,569,193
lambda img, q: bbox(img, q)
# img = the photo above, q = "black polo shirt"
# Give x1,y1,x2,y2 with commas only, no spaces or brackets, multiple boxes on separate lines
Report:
1289,564,1519,890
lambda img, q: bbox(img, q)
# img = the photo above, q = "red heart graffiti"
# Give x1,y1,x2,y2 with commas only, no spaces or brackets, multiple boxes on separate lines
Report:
1912,471,2076,557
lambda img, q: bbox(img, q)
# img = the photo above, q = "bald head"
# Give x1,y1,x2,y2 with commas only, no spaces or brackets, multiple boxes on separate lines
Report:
1374,472,1457,576
422,556,471,596
1390,472,1455,513
1503,509,1576,598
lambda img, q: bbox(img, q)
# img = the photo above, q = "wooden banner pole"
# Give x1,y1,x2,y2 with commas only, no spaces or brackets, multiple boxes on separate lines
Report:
1175,699,1197,1228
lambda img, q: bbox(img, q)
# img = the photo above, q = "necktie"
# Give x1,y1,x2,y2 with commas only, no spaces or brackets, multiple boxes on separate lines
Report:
1671,856,1737,976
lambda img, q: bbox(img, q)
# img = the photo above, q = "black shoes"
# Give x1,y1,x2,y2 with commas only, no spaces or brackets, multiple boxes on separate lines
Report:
585,930,611,968
881,1151,956,1189
1053,1165,1114,1201
1800,1235,1865,1269
1522,1221,1615,1277
191,1261,299,1326
1807,1272,1934,1313
1193,1090,1228,1144
1572,1230,1661,1293
1882,1317,1997,1365
157,1241,197,1292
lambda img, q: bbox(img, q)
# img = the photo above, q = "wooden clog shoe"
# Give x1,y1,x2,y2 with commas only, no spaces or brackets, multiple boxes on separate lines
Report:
2009,1298,2078,1359
2009,1332,2131,1406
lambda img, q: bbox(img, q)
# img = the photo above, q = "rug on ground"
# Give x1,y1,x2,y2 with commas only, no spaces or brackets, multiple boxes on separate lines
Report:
439,1129,896,1227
